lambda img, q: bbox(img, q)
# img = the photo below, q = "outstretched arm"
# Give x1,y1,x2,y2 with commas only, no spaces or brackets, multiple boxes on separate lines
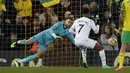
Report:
91,20,99,34
119,1,125,34
69,20,76,35
65,30,75,45
69,28,76,35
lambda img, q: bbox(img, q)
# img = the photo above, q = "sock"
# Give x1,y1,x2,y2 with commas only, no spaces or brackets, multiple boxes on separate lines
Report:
81,48,87,63
99,49,106,66
17,39,26,44
18,54,38,63
119,52,125,68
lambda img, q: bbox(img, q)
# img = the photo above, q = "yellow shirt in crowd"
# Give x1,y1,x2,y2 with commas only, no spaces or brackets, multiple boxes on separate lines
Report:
0,0,6,11
14,0,32,17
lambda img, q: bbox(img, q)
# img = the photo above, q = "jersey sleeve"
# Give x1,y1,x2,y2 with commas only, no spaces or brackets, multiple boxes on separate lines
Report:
90,20,99,34
69,20,76,35
65,30,75,45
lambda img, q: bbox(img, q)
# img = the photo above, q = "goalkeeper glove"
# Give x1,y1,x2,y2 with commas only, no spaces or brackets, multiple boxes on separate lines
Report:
10,42,16,48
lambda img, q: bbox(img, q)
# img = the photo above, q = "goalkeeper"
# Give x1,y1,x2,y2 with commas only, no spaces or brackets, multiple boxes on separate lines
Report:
10,18,75,67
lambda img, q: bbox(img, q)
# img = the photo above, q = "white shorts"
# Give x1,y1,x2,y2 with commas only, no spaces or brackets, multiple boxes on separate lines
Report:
75,38,97,49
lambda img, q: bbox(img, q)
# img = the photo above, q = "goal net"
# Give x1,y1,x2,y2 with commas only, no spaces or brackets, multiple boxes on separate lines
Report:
1,0,129,67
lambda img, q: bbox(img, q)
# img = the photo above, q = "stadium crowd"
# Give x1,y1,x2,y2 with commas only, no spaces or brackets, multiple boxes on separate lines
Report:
2,0,130,67
0,0,122,51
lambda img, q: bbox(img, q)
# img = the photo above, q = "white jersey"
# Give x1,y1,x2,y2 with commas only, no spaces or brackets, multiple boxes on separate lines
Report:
70,17,99,40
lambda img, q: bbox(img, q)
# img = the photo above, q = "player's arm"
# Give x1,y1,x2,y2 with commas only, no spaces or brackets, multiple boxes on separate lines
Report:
100,34,108,45
50,22,63,39
65,30,75,45
119,1,125,33
69,20,76,35
90,20,99,34
69,28,76,35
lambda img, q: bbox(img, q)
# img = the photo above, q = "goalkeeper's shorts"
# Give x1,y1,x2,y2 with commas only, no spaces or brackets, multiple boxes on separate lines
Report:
32,31,55,52
121,30,130,44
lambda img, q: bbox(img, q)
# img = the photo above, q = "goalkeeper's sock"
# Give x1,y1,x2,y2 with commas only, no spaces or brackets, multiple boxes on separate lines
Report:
81,48,87,63
99,49,106,66
17,39,26,44
18,54,38,63
119,52,125,68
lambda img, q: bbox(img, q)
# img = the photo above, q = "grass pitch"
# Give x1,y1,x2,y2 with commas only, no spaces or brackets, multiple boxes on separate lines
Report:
0,67,129,73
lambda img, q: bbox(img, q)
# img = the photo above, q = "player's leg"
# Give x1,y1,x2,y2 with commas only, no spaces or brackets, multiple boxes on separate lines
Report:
116,30,130,71
81,38,110,68
11,37,34,48
81,47,87,63
81,47,88,68
11,31,43,48
15,44,46,67
75,39,88,68
18,49,43,63
116,44,127,71
15,49,43,67
94,42,111,68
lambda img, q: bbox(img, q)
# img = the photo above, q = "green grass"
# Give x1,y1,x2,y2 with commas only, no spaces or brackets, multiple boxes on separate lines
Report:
0,67,129,73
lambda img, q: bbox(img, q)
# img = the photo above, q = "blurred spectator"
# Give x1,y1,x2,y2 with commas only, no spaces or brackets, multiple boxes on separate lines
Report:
13,0,32,25
41,7,58,29
10,31,17,43
38,12,45,26
102,10,112,24
54,0,81,21
3,31,18,50
68,14,74,21
0,16,4,37
100,24,118,51
89,1,101,25
64,11,75,20
64,11,71,19
0,9,2,16
36,7,58,28
15,15,23,25
4,0,16,24
14,0,32,17
0,0,6,12
0,27,5,50
45,7,58,25
104,0,119,25
0,27,4,37
0,0,6,24
60,0,70,8
23,18,29,25
0,13,5,38
0,15,1,24
33,15,40,34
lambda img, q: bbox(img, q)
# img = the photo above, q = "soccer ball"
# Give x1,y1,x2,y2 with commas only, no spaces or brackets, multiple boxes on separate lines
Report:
11,58,23,67
108,38,117,47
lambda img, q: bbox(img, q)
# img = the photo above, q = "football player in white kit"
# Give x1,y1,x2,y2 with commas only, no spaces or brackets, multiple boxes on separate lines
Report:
69,7,110,68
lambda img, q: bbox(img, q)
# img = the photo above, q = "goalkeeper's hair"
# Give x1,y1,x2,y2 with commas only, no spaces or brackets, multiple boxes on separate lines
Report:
66,17,74,21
